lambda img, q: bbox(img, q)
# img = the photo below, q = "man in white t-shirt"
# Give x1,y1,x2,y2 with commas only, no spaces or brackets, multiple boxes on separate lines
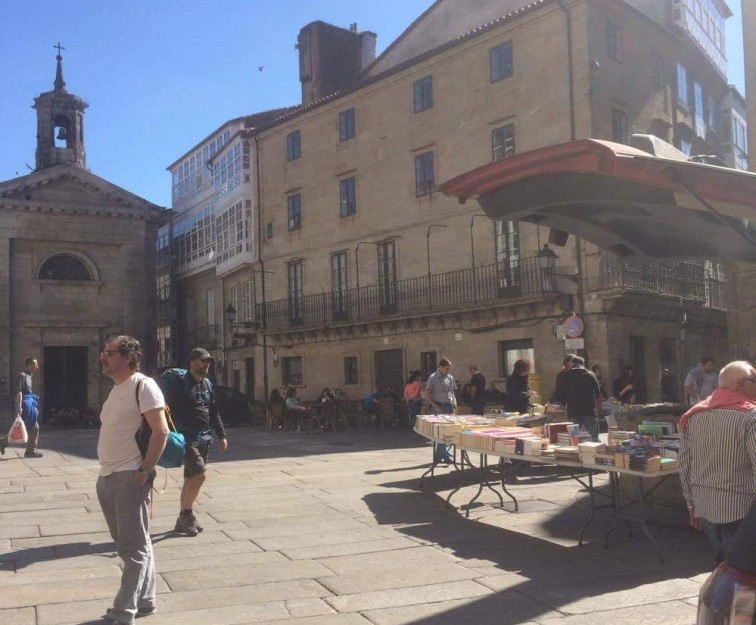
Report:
97,336,168,624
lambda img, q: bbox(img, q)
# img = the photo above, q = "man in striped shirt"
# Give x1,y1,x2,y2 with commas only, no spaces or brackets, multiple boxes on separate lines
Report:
679,360,756,565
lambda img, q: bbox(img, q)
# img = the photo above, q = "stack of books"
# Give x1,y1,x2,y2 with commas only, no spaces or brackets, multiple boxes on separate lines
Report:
660,457,678,471
593,452,616,467
553,446,580,462
515,436,546,456
556,432,571,446
578,441,605,464
544,421,572,444
628,454,661,472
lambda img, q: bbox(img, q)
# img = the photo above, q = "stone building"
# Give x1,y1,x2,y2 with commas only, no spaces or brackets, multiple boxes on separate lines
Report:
165,0,737,404
0,53,167,416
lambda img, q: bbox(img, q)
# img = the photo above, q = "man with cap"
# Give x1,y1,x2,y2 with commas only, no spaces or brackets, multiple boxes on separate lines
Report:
165,348,228,536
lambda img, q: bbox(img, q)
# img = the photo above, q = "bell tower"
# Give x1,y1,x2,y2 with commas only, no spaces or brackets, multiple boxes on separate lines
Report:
32,44,88,171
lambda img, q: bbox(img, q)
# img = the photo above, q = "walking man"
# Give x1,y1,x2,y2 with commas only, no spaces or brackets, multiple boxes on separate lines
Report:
468,364,486,416
679,360,756,565
425,358,457,463
97,335,168,624
684,356,718,405
555,355,602,441
164,348,227,537
16,358,42,457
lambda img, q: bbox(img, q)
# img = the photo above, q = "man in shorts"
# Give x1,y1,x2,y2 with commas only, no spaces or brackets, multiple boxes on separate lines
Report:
164,348,227,537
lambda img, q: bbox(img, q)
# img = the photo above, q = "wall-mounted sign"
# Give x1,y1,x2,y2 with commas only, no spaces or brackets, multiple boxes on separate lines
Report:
563,314,584,338
564,337,585,351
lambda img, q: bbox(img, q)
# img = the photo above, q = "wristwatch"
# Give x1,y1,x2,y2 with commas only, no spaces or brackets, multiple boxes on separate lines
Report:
137,467,151,477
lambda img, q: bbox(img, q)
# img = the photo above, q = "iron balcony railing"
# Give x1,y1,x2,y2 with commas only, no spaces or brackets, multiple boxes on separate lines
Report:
258,256,557,331
591,258,727,310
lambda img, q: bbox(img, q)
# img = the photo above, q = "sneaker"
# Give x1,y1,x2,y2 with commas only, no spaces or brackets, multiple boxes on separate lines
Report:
136,606,157,617
24,450,43,458
0,438,6,456
174,511,199,537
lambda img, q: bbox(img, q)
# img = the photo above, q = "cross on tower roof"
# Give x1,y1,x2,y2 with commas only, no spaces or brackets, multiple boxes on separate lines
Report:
54,42,65,59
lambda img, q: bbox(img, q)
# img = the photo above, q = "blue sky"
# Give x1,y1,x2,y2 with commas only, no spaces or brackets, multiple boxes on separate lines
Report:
0,0,745,207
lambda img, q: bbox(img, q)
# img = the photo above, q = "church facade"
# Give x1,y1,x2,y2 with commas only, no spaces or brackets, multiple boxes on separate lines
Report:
0,53,167,417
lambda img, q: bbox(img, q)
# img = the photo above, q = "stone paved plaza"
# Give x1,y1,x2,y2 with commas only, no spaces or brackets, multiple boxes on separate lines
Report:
0,427,713,625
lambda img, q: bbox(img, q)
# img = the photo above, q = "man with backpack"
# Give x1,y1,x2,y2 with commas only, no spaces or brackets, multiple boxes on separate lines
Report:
162,347,227,537
97,335,168,623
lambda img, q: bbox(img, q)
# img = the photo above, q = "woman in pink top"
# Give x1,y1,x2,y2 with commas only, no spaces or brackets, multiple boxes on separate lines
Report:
404,370,423,429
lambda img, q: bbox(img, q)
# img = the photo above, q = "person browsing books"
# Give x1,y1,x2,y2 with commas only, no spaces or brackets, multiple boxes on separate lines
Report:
554,355,602,441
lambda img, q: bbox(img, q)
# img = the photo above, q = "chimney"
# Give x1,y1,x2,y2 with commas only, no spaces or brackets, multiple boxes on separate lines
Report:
297,21,377,106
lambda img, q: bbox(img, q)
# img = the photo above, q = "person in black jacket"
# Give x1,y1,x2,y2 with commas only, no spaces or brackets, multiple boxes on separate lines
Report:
549,355,574,404
504,360,534,414
555,355,603,440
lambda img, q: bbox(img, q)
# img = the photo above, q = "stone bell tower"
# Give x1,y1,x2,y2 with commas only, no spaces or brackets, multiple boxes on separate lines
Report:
32,44,88,171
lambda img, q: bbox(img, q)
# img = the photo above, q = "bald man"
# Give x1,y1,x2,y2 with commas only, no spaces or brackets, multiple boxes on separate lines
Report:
679,360,756,565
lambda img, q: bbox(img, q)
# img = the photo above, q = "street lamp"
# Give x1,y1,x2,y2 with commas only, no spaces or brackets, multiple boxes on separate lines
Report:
537,244,558,291
469,214,488,302
427,224,447,308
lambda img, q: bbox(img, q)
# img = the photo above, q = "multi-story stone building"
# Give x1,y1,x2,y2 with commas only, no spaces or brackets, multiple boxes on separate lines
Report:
165,0,738,404
0,53,167,414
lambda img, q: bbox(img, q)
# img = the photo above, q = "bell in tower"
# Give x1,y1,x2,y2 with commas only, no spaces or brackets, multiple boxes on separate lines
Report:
32,44,89,171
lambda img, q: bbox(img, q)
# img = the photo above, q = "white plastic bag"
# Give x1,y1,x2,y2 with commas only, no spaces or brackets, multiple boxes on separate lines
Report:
8,415,28,444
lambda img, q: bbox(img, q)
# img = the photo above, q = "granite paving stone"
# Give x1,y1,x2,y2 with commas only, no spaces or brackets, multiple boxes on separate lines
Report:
0,428,716,625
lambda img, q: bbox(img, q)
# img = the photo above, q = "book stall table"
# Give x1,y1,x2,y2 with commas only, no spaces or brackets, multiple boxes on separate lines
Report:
414,415,681,564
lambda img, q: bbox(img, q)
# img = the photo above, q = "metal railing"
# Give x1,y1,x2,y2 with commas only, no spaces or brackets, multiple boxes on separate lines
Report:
258,256,557,331
591,258,727,310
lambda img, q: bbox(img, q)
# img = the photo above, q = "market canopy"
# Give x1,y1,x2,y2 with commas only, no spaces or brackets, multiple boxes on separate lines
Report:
440,138,756,263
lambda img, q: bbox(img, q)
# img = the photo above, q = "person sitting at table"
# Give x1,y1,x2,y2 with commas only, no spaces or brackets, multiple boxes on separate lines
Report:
613,364,639,404
504,359,536,414
363,387,382,428
285,387,323,430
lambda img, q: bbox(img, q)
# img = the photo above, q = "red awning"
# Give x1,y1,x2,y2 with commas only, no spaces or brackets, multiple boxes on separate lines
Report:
440,139,756,262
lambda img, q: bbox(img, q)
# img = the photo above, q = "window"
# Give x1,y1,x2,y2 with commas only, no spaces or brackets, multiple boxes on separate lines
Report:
492,124,516,161
286,130,301,161
288,260,303,323
331,251,348,317
344,357,358,385
652,53,665,87
243,280,254,322
266,222,273,239
213,140,243,200
414,152,434,196
611,108,629,144
287,194,302,231
38,254,92,281
339,108,355,141
216,199,251,264
339,177,356,216
172,205,214,271
157,325,171,368
495,220,520,290
489,42,513,82
229,286,238,323
607,21,623,63
499,339,535,378
677,63,689,108
413,76,433,112
694,81,704,136
157,272,170,301
378,239,397,313
707,95,718,133
282,356,303,386
420,351,437,380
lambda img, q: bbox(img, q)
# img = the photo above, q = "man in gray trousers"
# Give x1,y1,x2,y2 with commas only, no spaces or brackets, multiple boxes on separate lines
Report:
97,336,168,624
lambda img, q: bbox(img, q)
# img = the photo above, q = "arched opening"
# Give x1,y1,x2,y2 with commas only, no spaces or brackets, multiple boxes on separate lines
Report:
53,114,71,149
38,254,92,281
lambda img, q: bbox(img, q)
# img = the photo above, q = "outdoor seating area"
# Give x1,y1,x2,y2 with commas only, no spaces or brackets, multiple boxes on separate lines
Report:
265,389,411,433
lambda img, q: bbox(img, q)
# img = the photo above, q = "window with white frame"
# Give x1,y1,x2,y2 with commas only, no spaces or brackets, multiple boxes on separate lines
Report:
229,285,238,323
216,199,252,264
243,280,254,322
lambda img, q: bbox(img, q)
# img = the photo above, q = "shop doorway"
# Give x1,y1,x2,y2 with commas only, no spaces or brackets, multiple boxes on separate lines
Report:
374,349,404,393
629,336,646,403
44,346,88,414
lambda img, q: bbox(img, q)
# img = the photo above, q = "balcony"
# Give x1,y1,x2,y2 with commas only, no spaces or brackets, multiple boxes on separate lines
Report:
258,256,558,332
590,258,727,310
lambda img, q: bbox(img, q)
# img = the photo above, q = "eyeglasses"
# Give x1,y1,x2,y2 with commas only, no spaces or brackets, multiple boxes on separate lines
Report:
101,350,122,358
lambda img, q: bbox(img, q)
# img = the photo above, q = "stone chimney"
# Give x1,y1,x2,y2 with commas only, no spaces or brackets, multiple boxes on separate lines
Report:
298,21,377,106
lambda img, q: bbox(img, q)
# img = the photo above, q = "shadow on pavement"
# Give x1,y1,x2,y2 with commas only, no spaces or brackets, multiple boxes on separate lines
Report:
0,541,116,571
361,471,711,624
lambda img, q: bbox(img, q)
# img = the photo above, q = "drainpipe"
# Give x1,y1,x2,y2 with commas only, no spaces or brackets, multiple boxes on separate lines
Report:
558,0,588,360
254,133,270,405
